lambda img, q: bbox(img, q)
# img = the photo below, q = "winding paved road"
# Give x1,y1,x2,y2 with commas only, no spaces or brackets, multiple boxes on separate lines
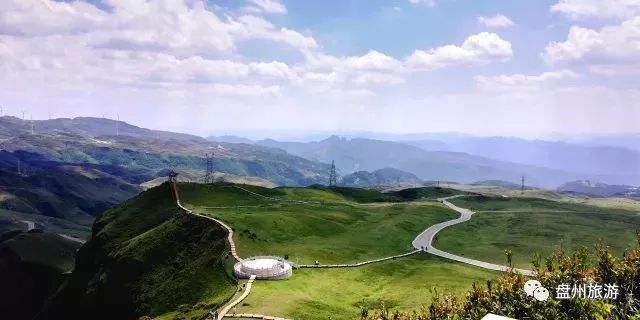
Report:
216,275,256,319
412,196,534,276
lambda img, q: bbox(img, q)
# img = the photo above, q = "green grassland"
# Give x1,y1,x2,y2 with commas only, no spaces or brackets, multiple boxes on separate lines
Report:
236,255,496,320
435,196,640,268
177,183,498,319
183,184,460,264
157,184,640,318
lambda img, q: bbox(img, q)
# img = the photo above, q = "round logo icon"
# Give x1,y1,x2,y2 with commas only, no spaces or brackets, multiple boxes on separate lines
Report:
533,287,550,302
524,280,542,297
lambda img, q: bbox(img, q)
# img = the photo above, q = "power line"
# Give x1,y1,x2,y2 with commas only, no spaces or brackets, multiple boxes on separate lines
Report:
328,160,337,187
203,153,214,184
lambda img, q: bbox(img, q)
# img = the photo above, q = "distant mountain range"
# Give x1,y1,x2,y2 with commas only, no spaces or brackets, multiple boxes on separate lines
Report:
558,180,640,199
407,136,640,177
257,136,638,188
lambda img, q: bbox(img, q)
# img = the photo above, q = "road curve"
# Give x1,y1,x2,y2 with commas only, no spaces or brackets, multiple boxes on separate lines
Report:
412,196,534,276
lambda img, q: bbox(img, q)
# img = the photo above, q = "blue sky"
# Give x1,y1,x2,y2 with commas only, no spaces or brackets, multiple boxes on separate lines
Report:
0,0,638,139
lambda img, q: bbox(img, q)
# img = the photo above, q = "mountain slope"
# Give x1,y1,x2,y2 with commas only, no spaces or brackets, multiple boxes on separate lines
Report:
0,116,330,186
0,150,143,227
38,183,236,320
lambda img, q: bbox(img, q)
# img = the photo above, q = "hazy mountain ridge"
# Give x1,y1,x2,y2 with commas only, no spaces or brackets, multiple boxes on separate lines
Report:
558,180,640,199
257,136,635,188
341,168,422,187
408,136,640,177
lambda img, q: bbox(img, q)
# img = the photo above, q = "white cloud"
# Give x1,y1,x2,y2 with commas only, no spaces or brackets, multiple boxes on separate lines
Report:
544,17,640,74
244,0,287,14
232,15,317,51
551,0,640,20
478,15,515,28
409,0,436,7
0,0,314,55
474,70,580,92
406,32,513,71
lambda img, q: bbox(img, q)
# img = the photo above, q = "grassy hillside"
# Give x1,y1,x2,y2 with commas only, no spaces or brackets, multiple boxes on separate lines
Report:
183,184,460,264
237,255,495,319
435,196,640,268
179,183,495,319
39,183,236,320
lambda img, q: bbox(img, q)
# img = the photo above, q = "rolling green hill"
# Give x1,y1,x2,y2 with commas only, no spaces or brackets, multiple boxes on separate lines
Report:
176,183,495,318
435,195,640,268
38,184,236,320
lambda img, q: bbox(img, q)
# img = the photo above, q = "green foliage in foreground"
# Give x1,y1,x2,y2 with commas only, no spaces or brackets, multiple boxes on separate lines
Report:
436,196,640,268
364,239,640,320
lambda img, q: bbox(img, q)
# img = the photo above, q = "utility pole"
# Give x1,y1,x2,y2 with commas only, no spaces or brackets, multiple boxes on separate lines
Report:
203,153,214,184
21,111,25,121
521,176,525,193
328,160,337,187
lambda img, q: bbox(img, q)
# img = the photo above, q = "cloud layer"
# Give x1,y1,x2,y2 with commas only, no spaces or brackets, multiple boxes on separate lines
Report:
0,0,638,137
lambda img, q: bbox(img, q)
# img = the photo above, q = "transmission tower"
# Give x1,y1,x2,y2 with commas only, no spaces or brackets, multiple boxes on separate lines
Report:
328,160,337,187
521,175,525,193
203,153,214,184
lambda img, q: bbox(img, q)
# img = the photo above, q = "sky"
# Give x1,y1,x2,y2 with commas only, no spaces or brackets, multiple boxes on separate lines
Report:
0,0,639,139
